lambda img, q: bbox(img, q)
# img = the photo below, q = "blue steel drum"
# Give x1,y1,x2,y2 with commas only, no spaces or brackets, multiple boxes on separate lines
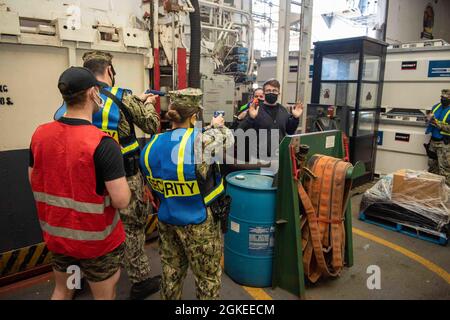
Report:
224,170,277,287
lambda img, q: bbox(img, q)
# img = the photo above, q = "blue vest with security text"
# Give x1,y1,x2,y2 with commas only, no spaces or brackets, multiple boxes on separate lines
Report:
54,86,140,156
426,103,450,139
140,128,225,226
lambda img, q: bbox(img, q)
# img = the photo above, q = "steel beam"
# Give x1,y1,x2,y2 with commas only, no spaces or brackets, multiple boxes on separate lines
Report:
276,0,291,106
296,0,313,133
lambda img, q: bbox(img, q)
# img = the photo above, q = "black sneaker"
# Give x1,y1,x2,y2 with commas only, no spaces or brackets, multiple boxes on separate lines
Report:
129,275,161,300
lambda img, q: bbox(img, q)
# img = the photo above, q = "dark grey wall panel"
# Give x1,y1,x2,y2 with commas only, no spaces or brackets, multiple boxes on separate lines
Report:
0,149,42,252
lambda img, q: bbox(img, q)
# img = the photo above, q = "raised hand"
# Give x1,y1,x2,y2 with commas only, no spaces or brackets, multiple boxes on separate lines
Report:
248,99,259,119
430,117,440,128
145,94,157,105
211,115,225,128
292,101,304,119
139,92,156,104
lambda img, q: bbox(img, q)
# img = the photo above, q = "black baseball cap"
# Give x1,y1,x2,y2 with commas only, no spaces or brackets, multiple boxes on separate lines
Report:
58,67,100,95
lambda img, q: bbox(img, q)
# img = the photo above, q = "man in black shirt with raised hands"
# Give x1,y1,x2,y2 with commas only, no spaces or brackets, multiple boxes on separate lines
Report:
237,78,304,161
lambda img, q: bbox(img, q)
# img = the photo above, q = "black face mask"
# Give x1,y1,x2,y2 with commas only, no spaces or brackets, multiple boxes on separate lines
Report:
265,93,278,105
441,97,450,107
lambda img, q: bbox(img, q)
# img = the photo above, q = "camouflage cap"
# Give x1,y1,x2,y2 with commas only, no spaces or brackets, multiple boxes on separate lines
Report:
82,51,113,64
442,89,450,97
168,88,203,108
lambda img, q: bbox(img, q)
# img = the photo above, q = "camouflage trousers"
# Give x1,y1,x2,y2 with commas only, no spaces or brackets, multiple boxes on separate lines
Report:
428,140,450,186
158,208,222,300
119,173,152,284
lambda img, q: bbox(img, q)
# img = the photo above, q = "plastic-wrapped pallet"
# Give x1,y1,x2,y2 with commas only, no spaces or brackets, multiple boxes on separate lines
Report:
360,170,450,234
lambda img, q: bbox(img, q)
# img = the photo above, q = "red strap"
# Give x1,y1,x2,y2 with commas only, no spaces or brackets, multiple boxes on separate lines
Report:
298,155,353,283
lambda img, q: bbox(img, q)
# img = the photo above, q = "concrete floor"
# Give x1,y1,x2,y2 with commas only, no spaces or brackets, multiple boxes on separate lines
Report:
0,195,449,300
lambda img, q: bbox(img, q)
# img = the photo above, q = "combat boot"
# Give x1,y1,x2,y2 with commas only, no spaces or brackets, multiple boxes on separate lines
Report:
129,275,161,300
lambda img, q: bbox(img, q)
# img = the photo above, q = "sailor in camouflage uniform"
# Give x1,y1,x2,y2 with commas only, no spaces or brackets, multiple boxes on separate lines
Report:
427,89,450,186
78,51,161,299
140,88,234,300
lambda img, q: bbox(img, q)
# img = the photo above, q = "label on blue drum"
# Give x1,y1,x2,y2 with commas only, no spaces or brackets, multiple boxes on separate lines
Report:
248,226,275,256
230,221,240,233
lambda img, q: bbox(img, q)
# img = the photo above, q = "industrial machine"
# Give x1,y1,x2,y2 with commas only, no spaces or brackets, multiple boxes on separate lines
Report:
377,40,450,175
375,109,428,175
0,0,255,284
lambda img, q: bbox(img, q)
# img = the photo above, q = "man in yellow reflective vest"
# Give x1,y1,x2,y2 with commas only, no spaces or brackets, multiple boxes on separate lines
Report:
426,89,450,185
82,51,161,299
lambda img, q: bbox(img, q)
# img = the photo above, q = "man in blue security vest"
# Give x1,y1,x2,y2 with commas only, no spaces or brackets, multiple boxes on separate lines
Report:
55,51,161,299
140,88,234,300
426,89,450,185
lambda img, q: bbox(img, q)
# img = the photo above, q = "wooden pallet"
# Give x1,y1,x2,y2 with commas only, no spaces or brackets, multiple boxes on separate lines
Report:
359,212,448,246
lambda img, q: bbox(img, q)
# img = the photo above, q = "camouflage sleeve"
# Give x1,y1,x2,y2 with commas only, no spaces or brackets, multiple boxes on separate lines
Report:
195,126,235,180
121,91,160,135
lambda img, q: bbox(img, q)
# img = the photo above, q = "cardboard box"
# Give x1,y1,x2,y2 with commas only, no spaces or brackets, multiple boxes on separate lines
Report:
392,169,446,203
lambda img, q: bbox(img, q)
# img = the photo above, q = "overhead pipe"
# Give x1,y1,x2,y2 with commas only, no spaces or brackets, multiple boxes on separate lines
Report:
199,0,251,16
202,25,240,33
20,25,56,35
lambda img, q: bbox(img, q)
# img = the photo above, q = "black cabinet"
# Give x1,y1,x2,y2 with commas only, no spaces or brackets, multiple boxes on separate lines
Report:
310,37,388,185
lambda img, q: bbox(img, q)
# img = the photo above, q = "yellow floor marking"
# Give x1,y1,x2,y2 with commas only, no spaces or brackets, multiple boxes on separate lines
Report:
353,227,450,285
220,254,274,300
241,286,274,300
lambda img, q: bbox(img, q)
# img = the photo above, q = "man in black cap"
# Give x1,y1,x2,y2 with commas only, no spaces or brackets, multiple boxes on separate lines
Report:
29,67,131,300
